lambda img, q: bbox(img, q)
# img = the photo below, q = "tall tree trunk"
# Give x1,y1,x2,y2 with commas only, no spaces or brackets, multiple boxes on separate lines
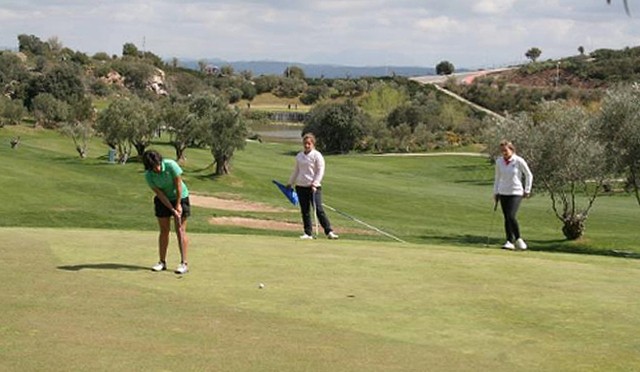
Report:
562,215,586,240
175,143,187,163
134,143,147,157
76,145,87,158
630,166,640,208
214,153,230,175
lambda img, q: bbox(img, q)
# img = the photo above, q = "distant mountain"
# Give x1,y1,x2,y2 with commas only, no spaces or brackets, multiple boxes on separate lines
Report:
176,58,443,78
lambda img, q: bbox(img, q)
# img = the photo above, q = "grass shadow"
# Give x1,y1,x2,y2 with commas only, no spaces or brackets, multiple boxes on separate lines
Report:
193,172,223,181
282,150,299,156
527,238,640,259
446,164,487,172
422,234,640,260
57,263,150,271
49,154,144,167
190,162,216,173
454,179,493,186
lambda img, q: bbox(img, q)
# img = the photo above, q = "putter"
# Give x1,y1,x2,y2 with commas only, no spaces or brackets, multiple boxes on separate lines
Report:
175,215,186,264
485,199,499,246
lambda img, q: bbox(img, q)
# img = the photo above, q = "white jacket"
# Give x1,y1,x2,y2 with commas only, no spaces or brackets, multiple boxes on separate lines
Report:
288,149,325,188
494,154,533,196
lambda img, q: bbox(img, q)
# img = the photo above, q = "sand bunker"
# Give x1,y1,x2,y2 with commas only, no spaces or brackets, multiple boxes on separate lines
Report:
208,217,374,235
190,194,287,212
209,217,300,231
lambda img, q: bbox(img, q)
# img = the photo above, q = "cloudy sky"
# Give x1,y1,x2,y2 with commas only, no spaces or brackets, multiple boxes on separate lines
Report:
0,0,638,68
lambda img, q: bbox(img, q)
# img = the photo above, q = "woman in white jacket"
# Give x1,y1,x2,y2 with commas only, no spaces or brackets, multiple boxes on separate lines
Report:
287,133,339,240
494,140,533,250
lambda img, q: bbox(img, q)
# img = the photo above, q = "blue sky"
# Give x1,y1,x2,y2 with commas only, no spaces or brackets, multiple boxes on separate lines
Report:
0,0,638,68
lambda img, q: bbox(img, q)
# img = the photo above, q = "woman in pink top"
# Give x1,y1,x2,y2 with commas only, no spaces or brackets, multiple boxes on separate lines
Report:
287,133,339,240
493,140,533,250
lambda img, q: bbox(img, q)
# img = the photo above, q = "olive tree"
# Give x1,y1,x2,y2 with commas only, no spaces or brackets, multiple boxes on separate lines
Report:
436,61,455,75
189,95,247,175
525,47,542,62
60,97,95,158
596,85,640,207
284,66,305,80
96,96,158,162
0,97,25,126
485,101,607,240
159,99,201,162
32,93,68,128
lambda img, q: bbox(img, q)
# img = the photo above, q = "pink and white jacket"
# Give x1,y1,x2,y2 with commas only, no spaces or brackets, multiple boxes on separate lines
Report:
288,149,325,188
494,154,533,196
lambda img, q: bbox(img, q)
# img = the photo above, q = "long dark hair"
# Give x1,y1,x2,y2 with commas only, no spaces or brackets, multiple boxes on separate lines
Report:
142,150,163,171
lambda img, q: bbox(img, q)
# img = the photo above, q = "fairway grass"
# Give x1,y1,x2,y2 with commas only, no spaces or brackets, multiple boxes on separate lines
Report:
2,227,640,372
2,125,639,255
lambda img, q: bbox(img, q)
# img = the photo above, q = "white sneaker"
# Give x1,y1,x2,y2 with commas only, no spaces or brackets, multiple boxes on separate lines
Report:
516,238,528,250
151,262,166,272
501,241,515,250
300,234,315,240
327,231,339,240
175,263,189,274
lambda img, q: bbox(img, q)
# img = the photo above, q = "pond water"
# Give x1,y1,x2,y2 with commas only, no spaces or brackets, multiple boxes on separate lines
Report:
250,122,303,142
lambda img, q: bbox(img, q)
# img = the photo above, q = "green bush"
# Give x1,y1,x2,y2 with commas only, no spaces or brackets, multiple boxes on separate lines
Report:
304,100,367,154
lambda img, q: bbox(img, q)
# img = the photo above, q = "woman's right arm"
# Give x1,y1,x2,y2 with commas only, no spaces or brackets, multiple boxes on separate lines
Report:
153,188,177,215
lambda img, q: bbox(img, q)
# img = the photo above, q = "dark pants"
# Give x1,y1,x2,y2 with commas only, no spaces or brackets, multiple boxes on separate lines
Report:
499,195,522,243
296,186,332,236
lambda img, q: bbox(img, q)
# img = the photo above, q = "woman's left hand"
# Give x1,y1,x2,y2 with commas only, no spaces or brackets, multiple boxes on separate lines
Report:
311,185,317,194
174,204,182,218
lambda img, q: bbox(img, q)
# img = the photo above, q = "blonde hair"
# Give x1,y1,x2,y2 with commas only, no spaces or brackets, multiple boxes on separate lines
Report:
302,133,316,145
499,140,515,152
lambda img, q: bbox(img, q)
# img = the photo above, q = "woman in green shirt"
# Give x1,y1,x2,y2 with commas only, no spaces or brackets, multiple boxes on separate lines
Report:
143,150,190,274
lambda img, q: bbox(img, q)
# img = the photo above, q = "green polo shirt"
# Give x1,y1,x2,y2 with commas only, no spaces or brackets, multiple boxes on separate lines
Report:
145,159,189,201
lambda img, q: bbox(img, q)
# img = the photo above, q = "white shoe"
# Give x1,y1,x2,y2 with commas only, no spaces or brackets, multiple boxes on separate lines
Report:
501,241,515,250
516,238,528,250
151,262,166,272
300,234,315,240
175,263,189,274
327,231,339,240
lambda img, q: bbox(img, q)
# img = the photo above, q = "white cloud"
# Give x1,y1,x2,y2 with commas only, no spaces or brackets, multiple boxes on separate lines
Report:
473,0,517,15
311,0,370,12
416,16,465,34
0,9,22,20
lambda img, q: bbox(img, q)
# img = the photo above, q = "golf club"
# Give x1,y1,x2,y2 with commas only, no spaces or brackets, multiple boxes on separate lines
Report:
175,215,186,264
485,198,499,247
312,191,319,238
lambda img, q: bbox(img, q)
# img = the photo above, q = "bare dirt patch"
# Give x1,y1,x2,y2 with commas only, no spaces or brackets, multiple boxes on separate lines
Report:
190,194,287,212
208,217,374,235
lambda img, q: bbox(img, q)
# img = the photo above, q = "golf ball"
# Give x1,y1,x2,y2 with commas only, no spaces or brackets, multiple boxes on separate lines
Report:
259,283,265,289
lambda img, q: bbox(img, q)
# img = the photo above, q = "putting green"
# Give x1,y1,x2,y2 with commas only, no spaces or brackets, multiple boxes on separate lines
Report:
2,227,639,371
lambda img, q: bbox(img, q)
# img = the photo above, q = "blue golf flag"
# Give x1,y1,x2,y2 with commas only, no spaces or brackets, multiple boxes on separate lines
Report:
272,180,299,206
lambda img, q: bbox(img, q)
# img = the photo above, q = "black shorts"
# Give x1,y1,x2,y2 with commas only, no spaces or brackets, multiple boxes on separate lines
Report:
154,196,191,219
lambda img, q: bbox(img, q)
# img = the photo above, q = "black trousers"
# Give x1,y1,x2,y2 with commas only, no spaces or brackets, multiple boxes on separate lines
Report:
296,186,332,235
499,195,522,243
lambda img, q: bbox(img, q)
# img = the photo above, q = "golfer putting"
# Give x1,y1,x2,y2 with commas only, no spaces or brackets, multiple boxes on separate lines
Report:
143,150,191,274
286,133,338,240
493,140,533,250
